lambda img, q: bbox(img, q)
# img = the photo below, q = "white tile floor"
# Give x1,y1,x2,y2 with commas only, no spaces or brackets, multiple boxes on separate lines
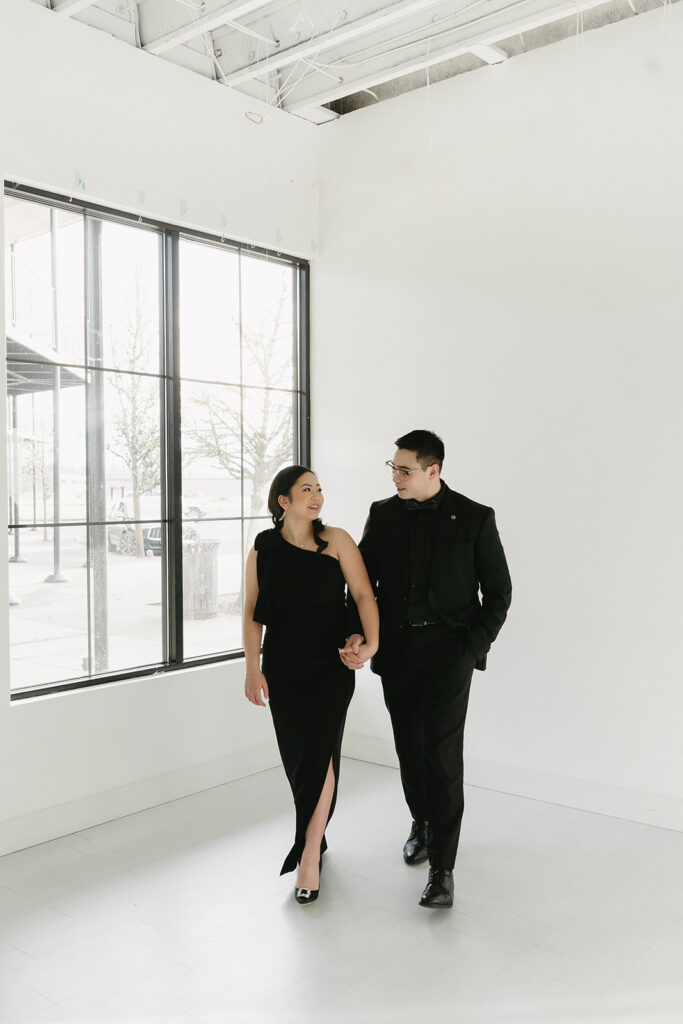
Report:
1,759,682,1024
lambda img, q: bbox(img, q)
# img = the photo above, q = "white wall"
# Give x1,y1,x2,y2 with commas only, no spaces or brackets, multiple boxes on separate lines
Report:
315,6,683,829
2,0,681,856
0,0,317,255
0,0,317,855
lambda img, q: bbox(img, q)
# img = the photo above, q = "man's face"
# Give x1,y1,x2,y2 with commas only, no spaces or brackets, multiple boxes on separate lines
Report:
389,448,439,501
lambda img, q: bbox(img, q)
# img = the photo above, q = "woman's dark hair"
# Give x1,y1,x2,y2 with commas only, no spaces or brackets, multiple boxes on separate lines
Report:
267,464,328,552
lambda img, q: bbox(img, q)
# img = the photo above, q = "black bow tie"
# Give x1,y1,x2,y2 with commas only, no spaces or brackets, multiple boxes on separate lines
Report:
406,498,438,512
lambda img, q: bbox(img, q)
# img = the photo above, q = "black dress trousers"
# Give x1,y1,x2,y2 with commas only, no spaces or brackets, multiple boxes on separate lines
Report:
381,623,476,870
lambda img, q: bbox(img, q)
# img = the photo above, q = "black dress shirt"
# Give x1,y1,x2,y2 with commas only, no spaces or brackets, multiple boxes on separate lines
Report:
406,483,446,625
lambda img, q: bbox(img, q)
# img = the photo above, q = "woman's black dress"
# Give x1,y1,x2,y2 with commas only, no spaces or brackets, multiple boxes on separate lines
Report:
253,528,355,875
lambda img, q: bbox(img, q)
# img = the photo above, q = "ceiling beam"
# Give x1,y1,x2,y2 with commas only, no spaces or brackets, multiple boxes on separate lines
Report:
144,0,274,56
52,0,98,13
224,0,449,89
285,0,615,112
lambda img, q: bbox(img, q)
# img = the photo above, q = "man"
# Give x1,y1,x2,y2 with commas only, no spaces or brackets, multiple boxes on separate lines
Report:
342,429,511,909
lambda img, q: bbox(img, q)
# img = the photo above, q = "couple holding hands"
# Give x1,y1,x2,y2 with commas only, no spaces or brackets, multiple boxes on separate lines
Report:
243,429,512,909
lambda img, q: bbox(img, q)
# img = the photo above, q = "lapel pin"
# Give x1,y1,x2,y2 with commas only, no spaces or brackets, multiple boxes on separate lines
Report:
450,514,457,520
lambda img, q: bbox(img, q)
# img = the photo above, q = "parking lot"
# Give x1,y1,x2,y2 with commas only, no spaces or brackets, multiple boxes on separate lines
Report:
8,525,244,691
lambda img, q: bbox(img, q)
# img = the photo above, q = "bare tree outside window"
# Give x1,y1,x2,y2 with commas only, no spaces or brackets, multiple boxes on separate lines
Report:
19,403,53,540
107,267,161,558
183,273,295,531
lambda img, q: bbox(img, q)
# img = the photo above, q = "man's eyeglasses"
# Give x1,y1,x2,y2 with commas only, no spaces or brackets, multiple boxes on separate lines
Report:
385,460,422,480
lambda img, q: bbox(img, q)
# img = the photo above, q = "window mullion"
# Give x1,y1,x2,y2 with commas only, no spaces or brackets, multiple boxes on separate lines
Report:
163,230,183,664
84,215,108,674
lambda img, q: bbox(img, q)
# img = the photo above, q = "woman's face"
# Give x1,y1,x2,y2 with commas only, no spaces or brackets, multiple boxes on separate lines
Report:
280,472,324,520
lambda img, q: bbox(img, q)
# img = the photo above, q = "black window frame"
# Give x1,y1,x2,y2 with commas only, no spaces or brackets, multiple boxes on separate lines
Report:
4,181,310,702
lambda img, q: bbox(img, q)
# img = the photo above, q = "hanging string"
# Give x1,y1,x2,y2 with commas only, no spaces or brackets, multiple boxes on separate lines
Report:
425,37,433,155
661,0,673,64
575,5,585,78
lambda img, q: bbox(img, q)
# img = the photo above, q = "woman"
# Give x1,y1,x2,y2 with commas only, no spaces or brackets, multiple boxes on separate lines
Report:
243,465,379,904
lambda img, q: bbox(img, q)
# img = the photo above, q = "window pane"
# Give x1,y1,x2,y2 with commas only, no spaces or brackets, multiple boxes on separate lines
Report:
241,256,297,390
96,220,161,374
243,517,271,564
8,525,89,691
243,515,271,619
7,361,87,526
181,380,242,518
56,212,85,366
89,368,162,515
4,199,84,365
242,387,296,519
91,522,164,674
5,199,54,352
179,239,240,384
183,519,242,659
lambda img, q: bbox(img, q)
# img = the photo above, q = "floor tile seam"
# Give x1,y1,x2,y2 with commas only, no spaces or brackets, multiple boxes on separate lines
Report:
10,864,140,897
466,784,676,834
278,918,434,979
25,987,59,1007
332,927,493,998
552,948,645,995
533,933,638,962
422,948,530,1012
511,941,577,970
479,914,563,943
479,872,601,910
291,964,447,1017
303,903,430,949
522,886,619,931
5,942,38,961
541,974,611,1001
651,937,683,962
452,887,560,928
645,935,683,964
0,885,34,902
253,970,365,1020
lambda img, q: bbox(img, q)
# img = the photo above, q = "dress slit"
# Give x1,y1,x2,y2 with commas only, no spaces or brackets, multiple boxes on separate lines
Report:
278,706,348,875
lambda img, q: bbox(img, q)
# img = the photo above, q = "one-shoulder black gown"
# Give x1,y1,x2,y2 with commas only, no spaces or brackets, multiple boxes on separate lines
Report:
253,528,355,875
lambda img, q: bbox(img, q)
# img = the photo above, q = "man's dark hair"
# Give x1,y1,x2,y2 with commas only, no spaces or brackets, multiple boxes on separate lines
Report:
394,429,445,471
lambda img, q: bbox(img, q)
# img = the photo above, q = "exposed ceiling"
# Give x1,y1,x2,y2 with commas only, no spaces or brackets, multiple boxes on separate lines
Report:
29,0,678,123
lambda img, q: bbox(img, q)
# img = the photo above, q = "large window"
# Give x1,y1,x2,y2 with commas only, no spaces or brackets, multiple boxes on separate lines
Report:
4,185,309,698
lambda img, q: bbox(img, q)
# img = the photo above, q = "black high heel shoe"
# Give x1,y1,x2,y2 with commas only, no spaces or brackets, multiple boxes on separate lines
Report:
294,856,323,905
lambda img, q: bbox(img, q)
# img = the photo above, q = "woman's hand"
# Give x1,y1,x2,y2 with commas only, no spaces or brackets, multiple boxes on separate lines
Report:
339,634,378,670
245,670,269,706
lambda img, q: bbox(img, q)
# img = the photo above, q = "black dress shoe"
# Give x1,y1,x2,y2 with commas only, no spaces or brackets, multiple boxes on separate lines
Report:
294,886,319,905
403,820,429,865
419,867,454,908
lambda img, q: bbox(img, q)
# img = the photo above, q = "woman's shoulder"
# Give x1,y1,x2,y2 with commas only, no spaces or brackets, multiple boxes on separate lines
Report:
319,525,356,549
254,527,281,552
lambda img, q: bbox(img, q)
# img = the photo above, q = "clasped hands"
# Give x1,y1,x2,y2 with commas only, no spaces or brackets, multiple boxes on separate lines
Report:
339,634,376,670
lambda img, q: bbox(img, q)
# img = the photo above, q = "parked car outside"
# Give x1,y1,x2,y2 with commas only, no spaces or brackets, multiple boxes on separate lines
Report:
108,493,198,557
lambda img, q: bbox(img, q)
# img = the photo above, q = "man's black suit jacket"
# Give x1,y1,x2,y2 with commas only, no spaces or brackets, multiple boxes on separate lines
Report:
348,482,512,674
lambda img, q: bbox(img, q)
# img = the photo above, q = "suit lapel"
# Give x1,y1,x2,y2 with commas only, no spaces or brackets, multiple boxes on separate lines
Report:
389,496,412,592
429,483,458,579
